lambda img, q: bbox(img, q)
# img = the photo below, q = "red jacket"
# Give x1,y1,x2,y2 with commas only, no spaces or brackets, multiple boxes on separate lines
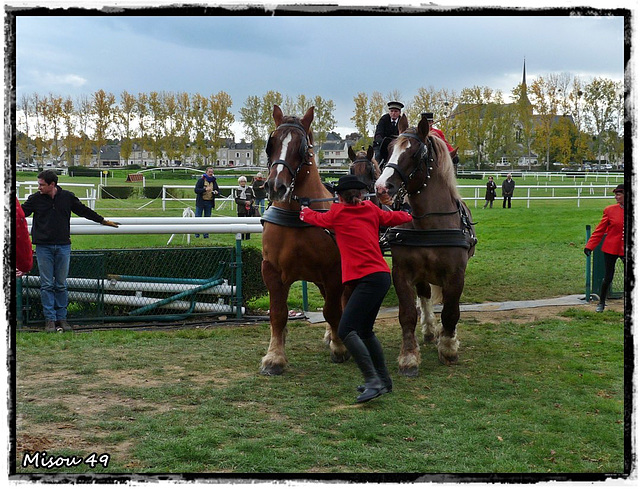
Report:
301,200,412,283
430,127,454,152
586,203,624,256
16,198,33,273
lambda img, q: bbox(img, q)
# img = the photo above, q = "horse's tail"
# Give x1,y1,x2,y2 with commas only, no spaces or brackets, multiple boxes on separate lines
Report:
430,284,443,305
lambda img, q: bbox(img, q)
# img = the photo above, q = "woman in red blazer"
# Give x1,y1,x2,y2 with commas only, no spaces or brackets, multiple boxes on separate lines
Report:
300,175,412,403
584,184,625,312
16,197,33,276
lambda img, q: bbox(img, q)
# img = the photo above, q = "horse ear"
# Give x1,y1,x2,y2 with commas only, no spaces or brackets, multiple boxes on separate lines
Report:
367,145,374,161
301,106,315,132
398,114,409,133
348,146,356,161
273,105,283,126
417,116,430,141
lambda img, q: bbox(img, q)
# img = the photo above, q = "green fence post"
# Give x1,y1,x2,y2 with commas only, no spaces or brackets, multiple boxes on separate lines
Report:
16,276,23,329
235,233,243,319
302,281,309,312
585,225,591,302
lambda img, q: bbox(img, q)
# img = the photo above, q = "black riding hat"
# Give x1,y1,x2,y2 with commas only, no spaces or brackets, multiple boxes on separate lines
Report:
613,184,624,193
336,175,368,193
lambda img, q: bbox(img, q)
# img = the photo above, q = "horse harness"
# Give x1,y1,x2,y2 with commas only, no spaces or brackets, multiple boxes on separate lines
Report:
265,121,314,200
349,157,377,192
380,200,477,252
383,132,437,194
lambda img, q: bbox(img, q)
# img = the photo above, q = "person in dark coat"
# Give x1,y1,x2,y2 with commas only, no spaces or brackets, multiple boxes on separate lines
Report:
502,173,515,208
194,167,220,238
483,176,497,208
234,176,255,240
251,172,267,215
373,101,404,164
21,170,119,332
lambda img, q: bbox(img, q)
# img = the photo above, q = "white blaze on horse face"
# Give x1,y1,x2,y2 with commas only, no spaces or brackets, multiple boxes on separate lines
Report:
375,144,408,193
275,133,293,176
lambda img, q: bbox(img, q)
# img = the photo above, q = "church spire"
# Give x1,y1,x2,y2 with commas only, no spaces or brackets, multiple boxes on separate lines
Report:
522,57,527,86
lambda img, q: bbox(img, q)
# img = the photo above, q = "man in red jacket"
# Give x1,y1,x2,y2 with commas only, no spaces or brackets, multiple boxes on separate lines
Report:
584,184,625,312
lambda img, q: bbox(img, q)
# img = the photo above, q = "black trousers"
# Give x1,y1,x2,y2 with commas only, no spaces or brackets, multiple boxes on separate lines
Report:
338,272,391,341
503,196,512,208
600,252,624,301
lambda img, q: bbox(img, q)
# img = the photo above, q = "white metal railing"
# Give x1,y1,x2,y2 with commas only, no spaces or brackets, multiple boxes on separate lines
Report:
17,182,98,209
26,216,264,236
161,185,238,211
458,171,625,183
458,183,622,208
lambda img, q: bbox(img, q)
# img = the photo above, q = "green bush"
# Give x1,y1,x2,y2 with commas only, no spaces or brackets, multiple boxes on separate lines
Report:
142,186,164,199
69,166,102,177
101,186,134,199
240,246,266,305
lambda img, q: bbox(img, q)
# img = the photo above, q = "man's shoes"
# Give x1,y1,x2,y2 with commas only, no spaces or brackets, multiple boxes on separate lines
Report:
44,320,57,333
56,320,73,332
595,303,605,313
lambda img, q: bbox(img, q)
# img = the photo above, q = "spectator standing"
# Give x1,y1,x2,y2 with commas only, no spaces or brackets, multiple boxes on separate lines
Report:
252,172,267,215
584,184,625,312
502,173,515,208
234,176,255,240
483,176,497,209
299,175,412,403
21,170,119,332
194,167,220,238
16,197,33,276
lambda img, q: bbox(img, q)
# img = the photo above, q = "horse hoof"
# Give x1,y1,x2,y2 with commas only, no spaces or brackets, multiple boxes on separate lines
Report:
330,349,351,363
259,364,285,376
423,334,436,344
399,366,419,377
438,353,459,366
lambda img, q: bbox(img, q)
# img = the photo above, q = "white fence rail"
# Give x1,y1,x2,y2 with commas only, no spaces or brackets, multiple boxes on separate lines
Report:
17,182,98,209
460,184,622,208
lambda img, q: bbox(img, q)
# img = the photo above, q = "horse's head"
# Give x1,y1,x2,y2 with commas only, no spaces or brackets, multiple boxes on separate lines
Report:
264,105,315,202
375,114,440,204
348,145,377,190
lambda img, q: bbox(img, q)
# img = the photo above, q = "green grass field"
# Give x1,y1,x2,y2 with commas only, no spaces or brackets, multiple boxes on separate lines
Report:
13,171,628,477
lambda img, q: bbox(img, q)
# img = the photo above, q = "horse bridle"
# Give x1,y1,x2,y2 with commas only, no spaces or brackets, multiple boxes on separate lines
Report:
349,157,377,191
266,121,313,199
384,132,436,196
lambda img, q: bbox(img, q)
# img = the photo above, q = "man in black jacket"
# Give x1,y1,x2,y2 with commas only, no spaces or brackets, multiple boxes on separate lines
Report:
373,101,404,164
21,170,119,332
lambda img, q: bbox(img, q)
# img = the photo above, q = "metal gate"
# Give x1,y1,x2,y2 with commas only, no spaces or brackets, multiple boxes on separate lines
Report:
20,247,239,327
585,226,625,301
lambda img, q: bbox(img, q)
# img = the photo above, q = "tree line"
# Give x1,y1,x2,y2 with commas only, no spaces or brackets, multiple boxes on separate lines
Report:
17,73,623,169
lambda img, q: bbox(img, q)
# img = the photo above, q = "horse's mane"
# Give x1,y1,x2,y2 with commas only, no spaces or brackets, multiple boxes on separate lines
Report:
428,130,460,200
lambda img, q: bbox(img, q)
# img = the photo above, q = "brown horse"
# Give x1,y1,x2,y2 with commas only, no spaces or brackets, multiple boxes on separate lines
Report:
260,105,350,375
348,145,380,207
375,114,477,376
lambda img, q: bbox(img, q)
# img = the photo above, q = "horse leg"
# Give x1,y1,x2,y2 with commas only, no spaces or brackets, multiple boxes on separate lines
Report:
416,282,438,344
260,260,291,375
437,280,463,366
318,281,350,364
394,267,421,377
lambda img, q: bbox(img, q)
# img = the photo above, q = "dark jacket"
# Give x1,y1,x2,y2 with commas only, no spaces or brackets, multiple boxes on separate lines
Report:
485,180,497,201
374,113,400,145
252,179,267,200
194,175,220,208
234,186,255,217
21,186,105,245
502,178,515,197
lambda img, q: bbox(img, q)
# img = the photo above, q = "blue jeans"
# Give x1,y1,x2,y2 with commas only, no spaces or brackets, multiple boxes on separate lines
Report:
195,200,214,237
35,244,71,321
255,198,265,215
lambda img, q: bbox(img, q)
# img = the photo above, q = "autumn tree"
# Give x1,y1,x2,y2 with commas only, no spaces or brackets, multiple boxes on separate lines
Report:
206,91,235,160
582,77,620,165
529,74,563,170
240,90,283,165
92,89,116,166
351,92,370,147
116,90,138,165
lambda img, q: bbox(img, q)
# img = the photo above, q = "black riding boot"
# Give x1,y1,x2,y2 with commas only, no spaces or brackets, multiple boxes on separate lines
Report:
342,331,383,403
357,334,392,394
597,281,610,312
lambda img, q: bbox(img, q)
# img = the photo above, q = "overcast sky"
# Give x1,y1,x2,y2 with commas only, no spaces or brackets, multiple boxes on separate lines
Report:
12,4,628,138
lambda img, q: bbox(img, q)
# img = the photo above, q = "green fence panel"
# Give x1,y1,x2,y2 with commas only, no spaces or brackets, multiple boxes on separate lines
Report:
591,233,624,300
22,247,237,327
